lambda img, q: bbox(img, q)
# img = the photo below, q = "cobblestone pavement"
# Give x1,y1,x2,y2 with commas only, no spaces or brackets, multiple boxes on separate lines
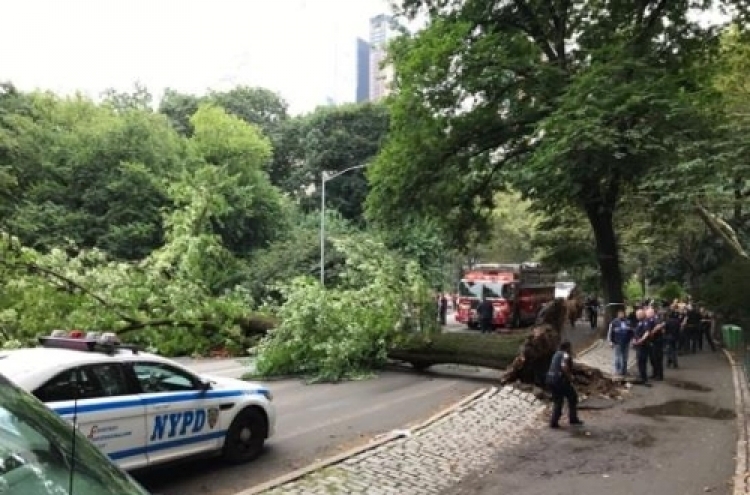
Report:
577,338,636,375
259,386,545,495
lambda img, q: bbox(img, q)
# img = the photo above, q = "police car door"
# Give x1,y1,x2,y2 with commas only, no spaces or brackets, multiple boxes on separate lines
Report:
131,362,222,465
34,364,148,471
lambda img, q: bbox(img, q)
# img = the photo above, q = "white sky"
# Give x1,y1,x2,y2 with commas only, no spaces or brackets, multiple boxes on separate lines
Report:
0,0,391,114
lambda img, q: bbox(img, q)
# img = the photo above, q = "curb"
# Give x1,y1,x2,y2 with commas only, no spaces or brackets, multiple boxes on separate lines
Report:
724,349,750,495
577,338,604,358
232,386,492,495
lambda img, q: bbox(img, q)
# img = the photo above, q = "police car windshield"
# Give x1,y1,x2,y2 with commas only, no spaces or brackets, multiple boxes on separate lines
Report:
458,281,503,299
0,375,149,495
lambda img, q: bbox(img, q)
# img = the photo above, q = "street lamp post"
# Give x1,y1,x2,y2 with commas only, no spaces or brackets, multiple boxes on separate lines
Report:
320,163,370,285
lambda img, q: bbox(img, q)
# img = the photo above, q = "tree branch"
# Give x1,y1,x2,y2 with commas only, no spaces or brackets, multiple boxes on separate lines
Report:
635,0,669,43
0,258,143,324
504,0,558,62
694,201,748,259
116,319,218,335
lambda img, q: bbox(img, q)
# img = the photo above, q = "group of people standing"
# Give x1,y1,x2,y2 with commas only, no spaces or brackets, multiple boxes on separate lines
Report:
607,300,716,386
545,299,716,429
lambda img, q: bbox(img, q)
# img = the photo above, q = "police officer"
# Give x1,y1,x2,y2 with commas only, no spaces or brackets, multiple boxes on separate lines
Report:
632,309,652,387
546,341,583,428
699,308,716,352
645,307,665,381
664,305,683,368
684,305,702,354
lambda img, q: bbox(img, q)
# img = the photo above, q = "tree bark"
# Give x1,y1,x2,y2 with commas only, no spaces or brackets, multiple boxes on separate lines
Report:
583,201,625,336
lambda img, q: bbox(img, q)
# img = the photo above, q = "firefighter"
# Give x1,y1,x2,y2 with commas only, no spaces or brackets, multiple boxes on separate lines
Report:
476,295,494,334
438,293,448,326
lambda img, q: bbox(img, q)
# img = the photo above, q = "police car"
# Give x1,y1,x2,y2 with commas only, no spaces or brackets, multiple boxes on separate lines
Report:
0,331,276,472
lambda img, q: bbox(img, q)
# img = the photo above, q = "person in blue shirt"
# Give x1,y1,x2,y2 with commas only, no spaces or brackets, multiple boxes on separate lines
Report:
545,341,584,429
607,308,633,377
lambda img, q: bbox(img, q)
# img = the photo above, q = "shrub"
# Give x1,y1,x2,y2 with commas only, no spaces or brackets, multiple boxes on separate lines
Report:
700,258,750,324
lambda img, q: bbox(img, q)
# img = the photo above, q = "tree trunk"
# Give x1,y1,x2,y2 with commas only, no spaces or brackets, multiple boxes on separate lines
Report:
583,201,625,336
388,332,526,371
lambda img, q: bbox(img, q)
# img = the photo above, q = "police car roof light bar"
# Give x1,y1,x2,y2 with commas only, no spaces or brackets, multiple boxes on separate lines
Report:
38,336,142,355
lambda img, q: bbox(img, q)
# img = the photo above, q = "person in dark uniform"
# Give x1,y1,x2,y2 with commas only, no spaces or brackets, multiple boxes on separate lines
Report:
438,293,448,326
645,307,665,381
476,295,494,334
586,295,600,330
546,341,583,428
632,309,652,387
684,305,702,354
664,306,683,368
627,304,639,328
699,308,716,352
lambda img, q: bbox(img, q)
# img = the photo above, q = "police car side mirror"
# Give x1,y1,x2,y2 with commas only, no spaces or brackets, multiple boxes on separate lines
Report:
199,379,212,392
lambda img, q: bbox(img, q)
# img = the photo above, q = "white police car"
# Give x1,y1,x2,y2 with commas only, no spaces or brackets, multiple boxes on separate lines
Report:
0,331,276,472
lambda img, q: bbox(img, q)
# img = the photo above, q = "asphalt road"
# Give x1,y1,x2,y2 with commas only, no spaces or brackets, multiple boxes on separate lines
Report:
136,315,598,495
134,362,498,495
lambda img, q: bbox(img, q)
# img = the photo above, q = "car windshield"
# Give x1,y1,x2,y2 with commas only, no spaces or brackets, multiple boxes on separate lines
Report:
458,281,503,299
0,374,149,495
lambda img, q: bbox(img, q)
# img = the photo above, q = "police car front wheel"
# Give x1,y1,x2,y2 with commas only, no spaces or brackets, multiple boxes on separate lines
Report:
222,407,268,464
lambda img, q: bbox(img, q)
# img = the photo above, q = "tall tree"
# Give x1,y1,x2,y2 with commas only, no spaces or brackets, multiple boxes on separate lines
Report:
367,0,739,309
1,91,184,259
294,103,389,223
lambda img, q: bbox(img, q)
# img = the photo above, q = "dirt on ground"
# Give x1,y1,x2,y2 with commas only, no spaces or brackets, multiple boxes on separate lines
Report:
445,350,737,495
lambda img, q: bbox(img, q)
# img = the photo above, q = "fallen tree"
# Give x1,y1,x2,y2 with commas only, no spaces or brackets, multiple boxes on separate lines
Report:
499,299,621,397
388,332,527,371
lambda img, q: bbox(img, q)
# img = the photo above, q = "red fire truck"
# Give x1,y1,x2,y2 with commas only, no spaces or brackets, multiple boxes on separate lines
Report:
455,263,556,330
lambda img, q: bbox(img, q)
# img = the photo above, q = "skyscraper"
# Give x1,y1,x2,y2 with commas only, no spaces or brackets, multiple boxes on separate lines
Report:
368,14,399,102
356,38,370,103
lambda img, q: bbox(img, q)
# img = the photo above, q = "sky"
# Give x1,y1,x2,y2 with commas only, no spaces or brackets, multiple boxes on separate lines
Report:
0,0,392,114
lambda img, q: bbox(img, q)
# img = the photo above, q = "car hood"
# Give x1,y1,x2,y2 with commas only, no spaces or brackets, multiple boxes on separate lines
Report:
201,374,269,394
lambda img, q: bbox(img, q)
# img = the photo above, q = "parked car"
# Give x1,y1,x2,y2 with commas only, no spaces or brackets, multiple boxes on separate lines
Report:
0,368,151,494
0,332,276,471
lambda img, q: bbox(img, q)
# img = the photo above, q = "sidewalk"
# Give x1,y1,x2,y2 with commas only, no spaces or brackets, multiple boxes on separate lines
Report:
449,345,737,495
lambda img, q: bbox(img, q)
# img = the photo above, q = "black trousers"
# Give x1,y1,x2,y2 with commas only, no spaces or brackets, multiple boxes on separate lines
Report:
685,325,699,353
550,380,579,426
479,318,493,334
588,309,598,329
699,326,716,351
636,344,651,383
649,341,664,380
